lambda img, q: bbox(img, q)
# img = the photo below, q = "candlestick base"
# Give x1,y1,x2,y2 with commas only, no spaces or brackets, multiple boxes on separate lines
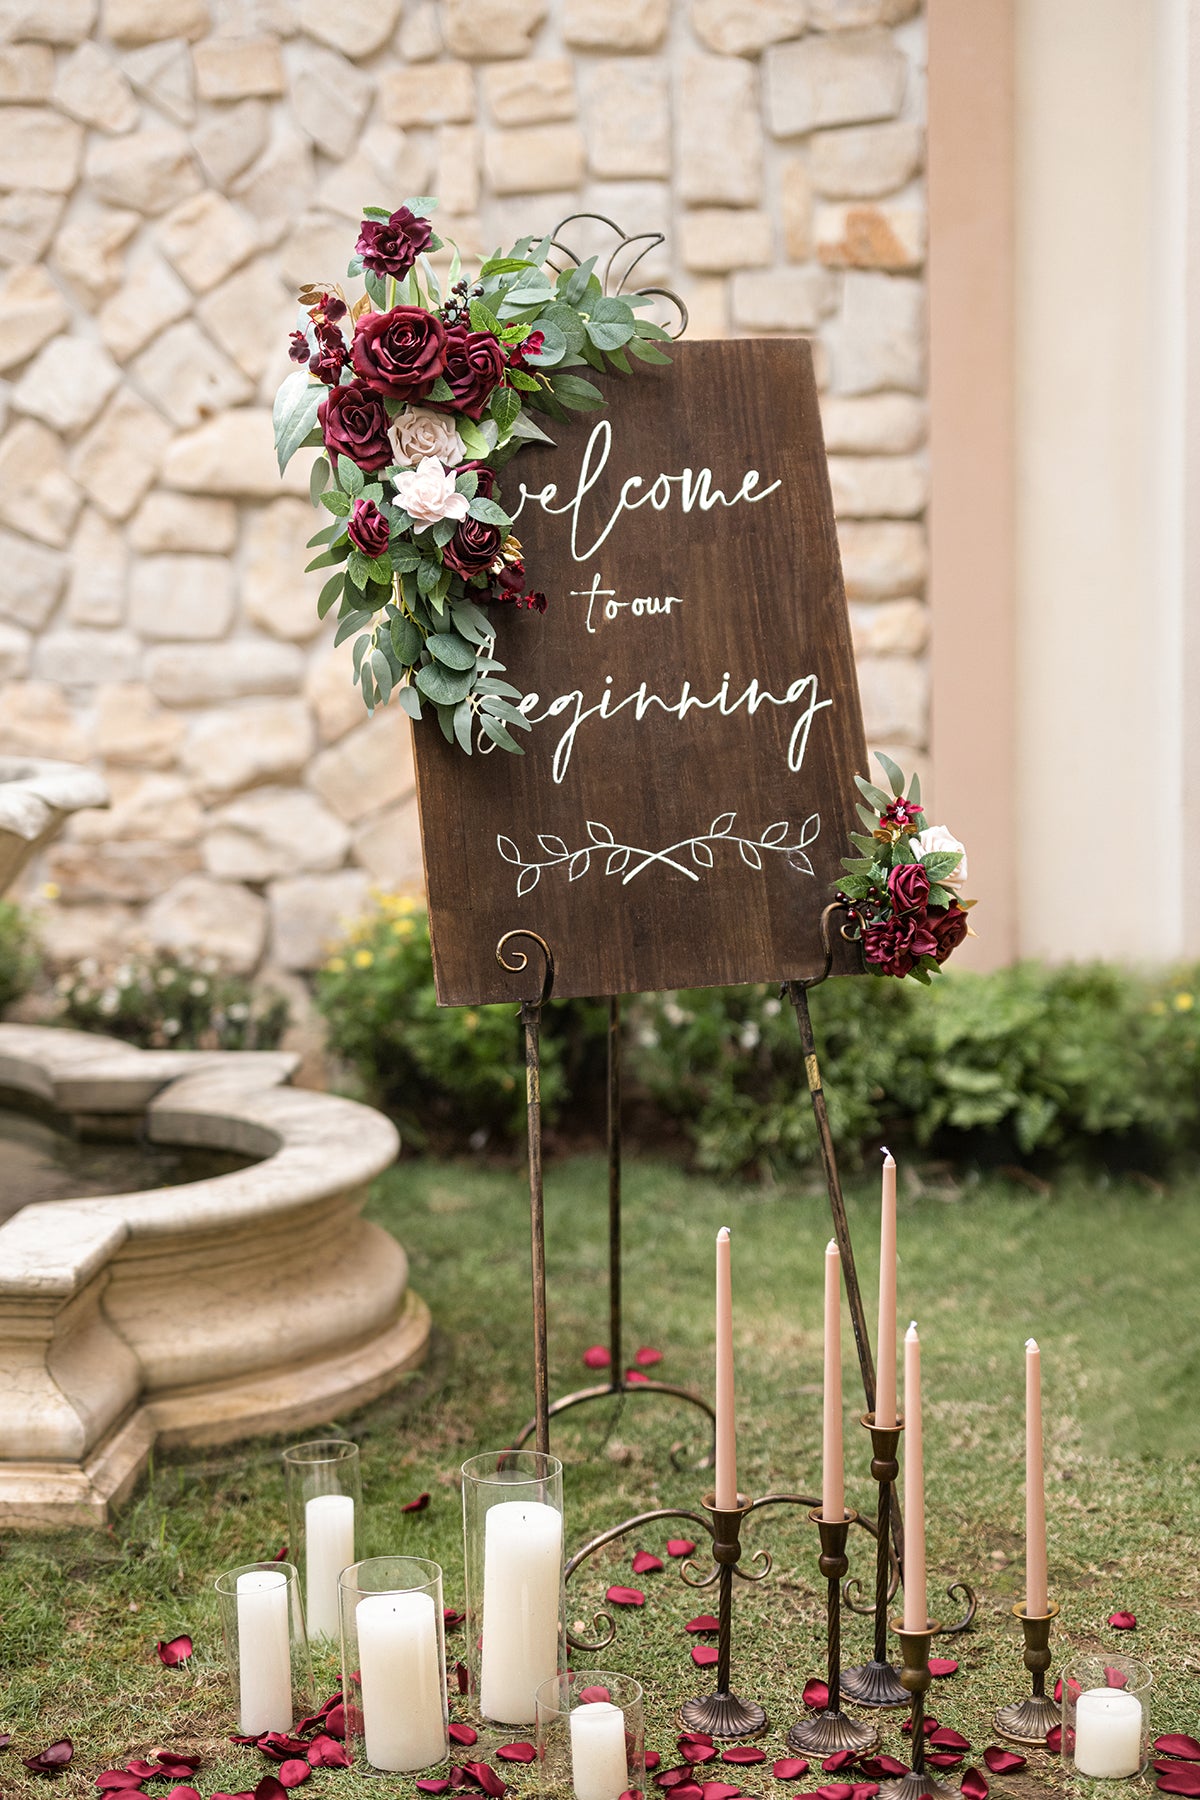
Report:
786,1709,880,1756
878,1770,961,1800
838,1658,910,1709
680,1691,768,1739
992,1693,1061,1746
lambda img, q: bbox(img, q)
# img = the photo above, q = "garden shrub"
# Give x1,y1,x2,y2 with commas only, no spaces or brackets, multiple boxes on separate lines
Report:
58,954,289,1052
0,900,39,1014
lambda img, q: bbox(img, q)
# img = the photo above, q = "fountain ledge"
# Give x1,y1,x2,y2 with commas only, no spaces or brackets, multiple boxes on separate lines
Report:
0,1024,430,1528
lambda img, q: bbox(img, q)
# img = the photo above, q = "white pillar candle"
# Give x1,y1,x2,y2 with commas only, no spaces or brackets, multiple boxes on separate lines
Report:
305,1492,355,1640
357,1590,446,1772
479,1498,563,1724
714,1226,738,1510
236,1569,293,1736
1074,1687,1143,1778
902,1322,926,1633
822,1239,845,1521
569,1699,629,1800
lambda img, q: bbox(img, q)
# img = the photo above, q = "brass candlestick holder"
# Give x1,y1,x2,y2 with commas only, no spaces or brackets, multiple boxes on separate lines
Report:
993,1602,1060,1744
678,1493,770,1739
878,1621,960,1800
786,1511,880,1756
840,1415,908,1709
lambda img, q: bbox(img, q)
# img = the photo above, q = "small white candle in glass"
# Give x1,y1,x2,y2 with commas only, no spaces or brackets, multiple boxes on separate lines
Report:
305,1492,355,1640
1074,1688,1143,1779
357,1590,446,1771
235,1568,293,1736
569,1700,629,1800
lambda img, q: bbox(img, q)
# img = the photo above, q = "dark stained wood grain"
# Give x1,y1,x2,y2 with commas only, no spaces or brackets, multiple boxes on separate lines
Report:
412,337,869,1005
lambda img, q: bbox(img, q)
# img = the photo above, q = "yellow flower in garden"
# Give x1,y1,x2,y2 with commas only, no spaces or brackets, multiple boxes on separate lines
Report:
353,948,374,969
1174,992,1194,1012
41,882,60,900
464,1011,478,1031
326,957,346,974
1149,1000,1166,1016
391,917,414,938
396,895,416,914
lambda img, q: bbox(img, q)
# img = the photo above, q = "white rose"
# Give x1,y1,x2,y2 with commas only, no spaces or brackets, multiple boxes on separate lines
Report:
393,455,470,531
912,823,968,886
389,405,465,469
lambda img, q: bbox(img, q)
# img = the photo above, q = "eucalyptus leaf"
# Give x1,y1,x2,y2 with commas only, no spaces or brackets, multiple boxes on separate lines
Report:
562,257,598,308
427,630,476,670
415,660,474,705
309,454,330,506
453,698,474,755
395,683,422,721
317,572,344,619
390,614,424,665
479,714,524,755
549,371,605,411
273,370,323,474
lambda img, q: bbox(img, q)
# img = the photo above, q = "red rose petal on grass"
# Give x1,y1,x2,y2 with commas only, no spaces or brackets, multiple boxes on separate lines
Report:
272,1545,289,1561
444,1608,466,1629
96,1776,145,1792
1046,1726,1074,1756
580,1687,611,1704
960,1769,989,1800
1104,1667,1129,1690
1158,1740,1200,1763
1156,1767,1200,1797
646,1754,661,1771
156,1636,193,1666
126,1761,162,1778
455,1661,470,1695
626,1370,651,1385
278,1763,310,1789
686,1615,720,1634
821,1752,856,1774
927,1753,966,1770
702,1783,743,1800
307,1735,350,1769
680,1744,718,1764
259,1734,310,1762
852,1784,880,1799
451,1725,479,1746
983,1748,1026,1774
928,1658,958,1677
403,1492,431,1513
692,1646,719,1668
635,1347,663,1366
165,1789,201,1800
496,1744,536,1764
211,1791,254,1799
670,1785,704,1800
255,1781,288,1800
657,1766,692,1787
449,1768,469,1791
930,1729,971,1752
322,1704,345,1740
668,1540,697,1558
901,1716,937,1737
773,1760,810,1781
679,1736,715,1748
23,1740,74,1775
417,1784,452,1796
815,1782,855,1800
1108,1611,1137,1630
607,1586,645,1607
633,1550,664,1575
802,1680,830,1711
583,1346,611,1369
723,1748,766,1766
468,1761,509,1797
860,1759,908,1780
0,1732,9,1750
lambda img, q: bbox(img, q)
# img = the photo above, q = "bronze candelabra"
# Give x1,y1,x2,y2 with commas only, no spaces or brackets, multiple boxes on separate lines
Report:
993,1601,1060,1744
786,1510,880,1756
840,1415,908,1708
877,1621,960,1800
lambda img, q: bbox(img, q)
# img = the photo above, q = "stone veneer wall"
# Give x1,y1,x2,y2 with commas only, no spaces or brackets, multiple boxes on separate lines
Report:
0,0,928,982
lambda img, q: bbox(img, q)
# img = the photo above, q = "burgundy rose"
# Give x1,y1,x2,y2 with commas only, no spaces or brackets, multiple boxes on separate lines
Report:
444,512,502,579
352,306,448,402
309,318,348,386
356,206,433,280
433,326,506,420
928,903,969,964
888,863,931,915
318,380,392,473
347,497,390,559
458,461,495,499
863,913,938,978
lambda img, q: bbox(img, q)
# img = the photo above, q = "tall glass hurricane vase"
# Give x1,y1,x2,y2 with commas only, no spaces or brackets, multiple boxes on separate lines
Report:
462,1449,566,1728
339,1556,449,1774
283,1439,361,1644
214,1561,311,1738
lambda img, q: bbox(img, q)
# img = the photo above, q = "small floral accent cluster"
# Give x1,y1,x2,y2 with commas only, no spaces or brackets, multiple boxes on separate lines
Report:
273,196,672,756
837,753,975,983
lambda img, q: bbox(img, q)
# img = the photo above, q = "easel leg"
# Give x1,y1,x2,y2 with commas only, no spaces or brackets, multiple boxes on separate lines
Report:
608,995,622,1379
522,995,551,1458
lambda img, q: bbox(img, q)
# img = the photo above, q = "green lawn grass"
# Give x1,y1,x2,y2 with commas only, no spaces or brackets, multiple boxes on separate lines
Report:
1,1156,1198,1798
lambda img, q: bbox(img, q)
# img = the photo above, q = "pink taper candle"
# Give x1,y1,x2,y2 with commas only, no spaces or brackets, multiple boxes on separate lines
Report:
822,1239,845,1521
714,1227,737,1509
876,1150,898,1430
1025,1338,1048,1615
902,1322,926,1631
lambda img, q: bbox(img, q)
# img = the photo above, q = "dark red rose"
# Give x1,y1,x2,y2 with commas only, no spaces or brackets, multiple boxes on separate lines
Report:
433,326,506,420
347,497,390,558
863,912,938,978
309,318,348,385
444,512,503,579
888,863,931,915
318,380,392,472
457,460,495,499
356,207,433,280
352,306,448,402
928,903,969,964
288,330,310,363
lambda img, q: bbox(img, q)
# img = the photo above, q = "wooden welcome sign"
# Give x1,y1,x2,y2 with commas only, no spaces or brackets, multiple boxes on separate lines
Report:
413,337,869,1006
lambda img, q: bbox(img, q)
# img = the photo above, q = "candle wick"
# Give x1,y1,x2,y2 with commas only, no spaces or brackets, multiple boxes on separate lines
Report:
1026,1337,1039,1350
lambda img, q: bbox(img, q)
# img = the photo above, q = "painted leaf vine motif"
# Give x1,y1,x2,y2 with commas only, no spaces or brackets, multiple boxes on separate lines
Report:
497,812,820,894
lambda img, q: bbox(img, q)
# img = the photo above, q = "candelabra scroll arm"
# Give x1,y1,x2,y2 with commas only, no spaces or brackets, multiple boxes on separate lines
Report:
937,1581,979,1635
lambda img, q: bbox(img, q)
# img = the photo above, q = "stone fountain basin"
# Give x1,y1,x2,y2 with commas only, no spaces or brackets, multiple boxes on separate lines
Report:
0,1024,429,1528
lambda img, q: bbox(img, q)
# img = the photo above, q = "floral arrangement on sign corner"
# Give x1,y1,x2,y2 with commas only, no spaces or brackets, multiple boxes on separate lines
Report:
272,196,673,756
836,753,975,982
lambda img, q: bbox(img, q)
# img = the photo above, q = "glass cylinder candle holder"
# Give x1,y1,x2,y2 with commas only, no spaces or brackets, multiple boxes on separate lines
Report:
339,1556,449,1774
462,1449,566,1729
214,1561,311,1738
535,1670,645,1800
283,1438,361,1644
1060,1656,1152,1781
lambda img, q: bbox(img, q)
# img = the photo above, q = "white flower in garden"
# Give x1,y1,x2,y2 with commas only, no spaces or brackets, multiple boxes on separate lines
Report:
393,455,470,532
739,1021,760,1050
912,823,968,886
389,405,466,469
